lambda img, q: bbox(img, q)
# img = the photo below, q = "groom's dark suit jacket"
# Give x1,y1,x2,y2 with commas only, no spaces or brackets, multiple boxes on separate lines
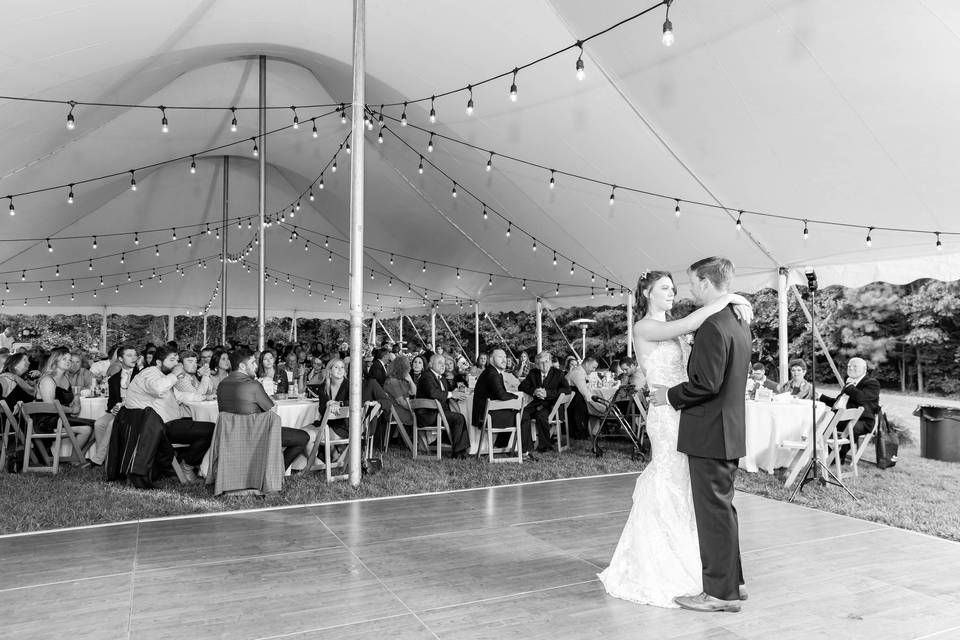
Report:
668,305,751,461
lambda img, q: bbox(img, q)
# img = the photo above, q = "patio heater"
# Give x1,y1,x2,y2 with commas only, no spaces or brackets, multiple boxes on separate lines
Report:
568,318,596,361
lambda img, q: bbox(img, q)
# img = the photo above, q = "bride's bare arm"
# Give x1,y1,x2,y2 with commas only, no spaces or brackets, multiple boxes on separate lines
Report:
634,294,750,342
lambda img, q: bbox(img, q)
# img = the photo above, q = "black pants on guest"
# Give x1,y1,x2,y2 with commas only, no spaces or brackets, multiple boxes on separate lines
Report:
164,418,215,466
415,409,470,455
688,455,745,601
522,403,553,451
567,392,590,439
838,417,874,463
280,427,309,469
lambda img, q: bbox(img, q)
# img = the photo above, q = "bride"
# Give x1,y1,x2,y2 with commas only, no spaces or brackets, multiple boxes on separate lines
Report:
598,270,751,607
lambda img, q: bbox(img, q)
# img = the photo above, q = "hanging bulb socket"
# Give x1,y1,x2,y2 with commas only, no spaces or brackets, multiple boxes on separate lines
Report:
549,170,556,189
802,220,809,241
67,184,75,204
466,86,474,116
190,156,197,174
160,106,169,133
66,102,77,130
230,107,238,132
400,102,408,126
290,106,299,129
509,68,519,102
662,1,675,47
736,211,743,231
429,95,437,123
674,199,681,218
575,42,585,81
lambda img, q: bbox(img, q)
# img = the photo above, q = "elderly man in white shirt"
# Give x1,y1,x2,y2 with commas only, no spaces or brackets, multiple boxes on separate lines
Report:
124,345,214,480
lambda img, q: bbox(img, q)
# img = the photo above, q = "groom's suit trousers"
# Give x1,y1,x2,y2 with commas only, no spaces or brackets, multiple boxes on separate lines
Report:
688,455,744,601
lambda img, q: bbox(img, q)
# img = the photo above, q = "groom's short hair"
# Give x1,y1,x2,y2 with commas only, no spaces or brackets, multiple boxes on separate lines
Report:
688,256,735,291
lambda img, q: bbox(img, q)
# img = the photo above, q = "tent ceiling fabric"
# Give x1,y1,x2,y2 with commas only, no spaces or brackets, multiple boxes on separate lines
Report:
1,0,955,317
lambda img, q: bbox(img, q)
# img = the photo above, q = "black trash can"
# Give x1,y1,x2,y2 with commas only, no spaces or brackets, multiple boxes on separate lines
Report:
915,405,960,462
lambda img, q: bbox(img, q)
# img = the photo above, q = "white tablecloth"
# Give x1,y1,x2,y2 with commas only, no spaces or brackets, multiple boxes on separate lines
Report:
184,398,319,428
740,400,827,473
79,396,108,420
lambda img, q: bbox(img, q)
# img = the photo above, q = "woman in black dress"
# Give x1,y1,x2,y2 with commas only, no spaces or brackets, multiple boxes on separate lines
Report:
33,347,94,454
1,353,37,407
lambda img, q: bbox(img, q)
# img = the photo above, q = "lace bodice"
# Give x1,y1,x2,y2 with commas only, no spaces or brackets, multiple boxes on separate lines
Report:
640,338,690,388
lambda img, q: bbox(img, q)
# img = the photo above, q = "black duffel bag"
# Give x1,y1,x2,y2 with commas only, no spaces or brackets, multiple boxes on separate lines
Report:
875,410,899,469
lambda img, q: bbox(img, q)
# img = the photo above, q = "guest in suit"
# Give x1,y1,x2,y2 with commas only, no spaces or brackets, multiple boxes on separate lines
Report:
519,351,571,453
216,347,308,470
473,348,537,460
89,345,141,466
819,357,880,464
366,348,389,387
778,359,812,399
415,354,470,458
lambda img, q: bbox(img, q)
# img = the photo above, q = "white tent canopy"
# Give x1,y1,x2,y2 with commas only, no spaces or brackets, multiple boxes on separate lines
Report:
1,0,957,319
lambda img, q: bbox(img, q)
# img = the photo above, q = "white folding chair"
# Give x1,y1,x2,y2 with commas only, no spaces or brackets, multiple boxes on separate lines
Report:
304,401,381,481
547,392,574,453
1,400,31,471
384,399,416,455
847,408,881,476
476,397,524,463
782,407,863,487
409,398,452,460
20,401,89,474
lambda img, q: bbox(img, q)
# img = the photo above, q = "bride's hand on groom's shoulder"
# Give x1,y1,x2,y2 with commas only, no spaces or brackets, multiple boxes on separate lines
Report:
727,294,753,324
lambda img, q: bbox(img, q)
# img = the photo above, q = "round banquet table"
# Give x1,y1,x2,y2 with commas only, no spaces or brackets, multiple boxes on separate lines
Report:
740,399,828,473
79,396,108,420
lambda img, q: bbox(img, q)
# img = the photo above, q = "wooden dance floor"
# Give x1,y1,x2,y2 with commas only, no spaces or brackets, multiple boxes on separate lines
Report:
2,473,960,639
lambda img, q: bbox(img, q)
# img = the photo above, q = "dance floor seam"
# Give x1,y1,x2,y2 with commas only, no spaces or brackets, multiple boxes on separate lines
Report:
3,473,959,640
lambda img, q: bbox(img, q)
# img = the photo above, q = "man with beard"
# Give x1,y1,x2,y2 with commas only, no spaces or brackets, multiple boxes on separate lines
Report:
124,345,214,482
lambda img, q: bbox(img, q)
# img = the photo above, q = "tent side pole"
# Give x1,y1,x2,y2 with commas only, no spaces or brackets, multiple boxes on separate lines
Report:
202,314,208,348
257,55,267,352
778,268,789,383
371,312,377,346
626,291,634,358
399,312,404,350
474,302,480,361
347,0,367,487
430,305,437,351
167,314,175,343
221,155,229,346
535,298,543,353
101,307,108,354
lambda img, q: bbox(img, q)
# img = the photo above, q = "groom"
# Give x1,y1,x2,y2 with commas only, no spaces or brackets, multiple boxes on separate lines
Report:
651,256,751,613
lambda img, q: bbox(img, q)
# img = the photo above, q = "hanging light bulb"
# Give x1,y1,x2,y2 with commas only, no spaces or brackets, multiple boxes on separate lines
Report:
7,196,13,216
456,268,461,279
609,185,616,206
866,227,873,248
99,275,104,287
509,68,518,102
506,222,511,237
155,245,160,257
139,280,143,288
802,220,809,241
399,102,409,126
345,141,351,155
88,259,93,271
556,283,560,296
590,287,595,299
319,173,325,189
482,205,488,220
522,279,527,291
575,43,585,80
91,236,97,250
736,211,743,231
340,103,347,124
39,281,43,292
378,130,384,144
21,270,26,281
55,265,60,277
591,272,596,283
674,199,681,218
47,239,53,253
662,0,675,47
187,236,193,247
486,152,494,172
171,228,177,241
488,274,493,286
66,102,76,130
570,262,575,276
429,95,437,123
290,106,299,129
251,138,259,157
418,156,424,174
160,107,169,133
427,134,434,153
553,251,558,266
331,156,338,172
451,182,458,198
549,170,556,189
312,119,318,138
121,253,125,264
936,232,943,250
532,239,537,252
115,284,120,294
190,156,197,174
130,171,137,191
230,107,238,132
466,85,474,116
67,184,75,204
71,279,75,289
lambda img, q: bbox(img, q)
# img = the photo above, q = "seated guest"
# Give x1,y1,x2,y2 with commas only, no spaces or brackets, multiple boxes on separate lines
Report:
410,355,426,386
90,346,116,380
258,348,280,396
383,355,416,426
452,356,471,389
778,358,813,399
442,355,457,389
216,347,309,471
66,351,96,392
276,350,304,395
198,347,215,371
473,348,536,460
617,356,646,389
748,363,779,396
516,351,532,380
34,347,94,452
1,353,37,407
174,350,215,401
208,348,231,392
141,344,157,369
415,354,471,458
566,356,606,439
314,358,350,439
123,345,215,482
819,357,880,464
519,351,571,453
90,345,141,466
305,355,326,387
470,353,488,377
366,347,390,387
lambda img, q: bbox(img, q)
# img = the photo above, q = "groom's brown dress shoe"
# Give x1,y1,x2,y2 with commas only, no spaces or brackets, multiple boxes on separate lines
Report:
674,593,741,613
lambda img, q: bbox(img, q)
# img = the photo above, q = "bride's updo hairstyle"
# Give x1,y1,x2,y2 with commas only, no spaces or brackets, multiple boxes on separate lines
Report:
635,270,676,319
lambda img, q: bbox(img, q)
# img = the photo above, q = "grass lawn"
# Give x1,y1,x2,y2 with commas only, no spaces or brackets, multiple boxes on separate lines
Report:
2,390,959,540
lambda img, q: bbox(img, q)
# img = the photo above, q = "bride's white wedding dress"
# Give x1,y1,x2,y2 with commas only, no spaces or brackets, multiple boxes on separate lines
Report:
598,338,702,608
